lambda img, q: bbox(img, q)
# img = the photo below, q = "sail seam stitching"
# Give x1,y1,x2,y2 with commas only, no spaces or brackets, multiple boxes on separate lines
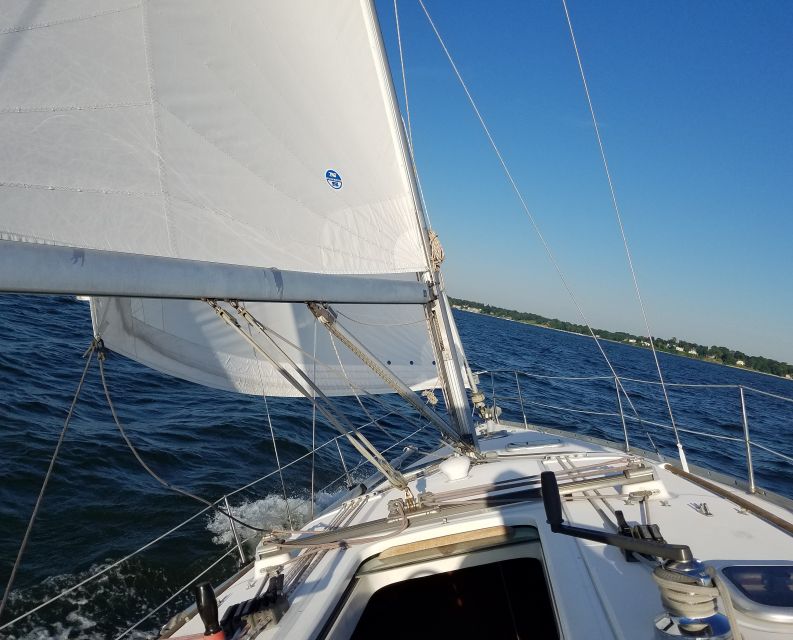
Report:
0,102,151,114
0,181,159,197
150,101,413,262
149,9,427,272
140,0,177,257
0,4,141,36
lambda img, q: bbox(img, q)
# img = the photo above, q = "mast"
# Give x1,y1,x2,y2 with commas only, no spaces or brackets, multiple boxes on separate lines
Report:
366,0,477,445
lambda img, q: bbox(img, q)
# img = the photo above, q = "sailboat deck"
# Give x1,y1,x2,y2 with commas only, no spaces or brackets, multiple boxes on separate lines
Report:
166,426,793,639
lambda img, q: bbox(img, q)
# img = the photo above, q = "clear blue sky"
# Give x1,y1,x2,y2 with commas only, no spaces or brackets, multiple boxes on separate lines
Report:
376,1,793,363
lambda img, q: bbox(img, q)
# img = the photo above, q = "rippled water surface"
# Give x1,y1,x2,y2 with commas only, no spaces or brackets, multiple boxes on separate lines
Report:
1,296,791,638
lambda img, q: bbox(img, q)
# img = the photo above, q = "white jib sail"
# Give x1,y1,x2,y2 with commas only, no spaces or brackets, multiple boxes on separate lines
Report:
91,298,444,397
0,1,454,395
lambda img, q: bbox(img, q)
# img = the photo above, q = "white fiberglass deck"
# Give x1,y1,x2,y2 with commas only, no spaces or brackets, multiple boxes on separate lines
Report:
166,425,793,640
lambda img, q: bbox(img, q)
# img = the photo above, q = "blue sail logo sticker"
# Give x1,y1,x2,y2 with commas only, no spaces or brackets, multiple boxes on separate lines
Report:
325,169,342,190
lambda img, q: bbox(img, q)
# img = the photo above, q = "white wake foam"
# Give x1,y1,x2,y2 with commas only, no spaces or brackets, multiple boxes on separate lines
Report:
7,493,345,639
6,562,158,640
205,491,340,546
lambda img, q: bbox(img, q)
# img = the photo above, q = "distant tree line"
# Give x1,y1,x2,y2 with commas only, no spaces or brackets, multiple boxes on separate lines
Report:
449,297,793,379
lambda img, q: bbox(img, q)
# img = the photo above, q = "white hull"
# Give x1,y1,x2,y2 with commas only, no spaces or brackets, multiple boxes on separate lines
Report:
161,421,793,640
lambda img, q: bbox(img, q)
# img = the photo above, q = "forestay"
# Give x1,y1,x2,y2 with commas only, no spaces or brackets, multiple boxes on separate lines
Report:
0,1,457,395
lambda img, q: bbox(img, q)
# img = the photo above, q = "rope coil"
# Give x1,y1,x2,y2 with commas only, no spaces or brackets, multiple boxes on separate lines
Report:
428,229,445,271
653,566,718,622
652,565,742,639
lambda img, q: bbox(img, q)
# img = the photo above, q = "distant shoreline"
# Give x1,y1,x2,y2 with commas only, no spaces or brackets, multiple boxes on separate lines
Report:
450,301,793,382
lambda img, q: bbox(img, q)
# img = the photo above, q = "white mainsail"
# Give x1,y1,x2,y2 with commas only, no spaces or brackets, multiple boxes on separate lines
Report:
0,1,425,273
0,1,465,396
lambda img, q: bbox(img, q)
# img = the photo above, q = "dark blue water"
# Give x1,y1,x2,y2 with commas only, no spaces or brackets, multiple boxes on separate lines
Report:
1,297,791,639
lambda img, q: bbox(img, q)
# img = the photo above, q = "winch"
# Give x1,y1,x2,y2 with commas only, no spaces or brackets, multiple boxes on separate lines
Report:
540,471,738,639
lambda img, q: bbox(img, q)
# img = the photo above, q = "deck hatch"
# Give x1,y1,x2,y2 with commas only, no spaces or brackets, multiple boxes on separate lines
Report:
722,565,793,608
719,564,793,625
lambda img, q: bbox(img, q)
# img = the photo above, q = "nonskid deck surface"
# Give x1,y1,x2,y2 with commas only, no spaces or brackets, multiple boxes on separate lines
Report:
165,426,793,639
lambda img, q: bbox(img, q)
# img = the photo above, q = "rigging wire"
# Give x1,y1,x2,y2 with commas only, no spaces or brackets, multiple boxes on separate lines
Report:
226,302,434,447
416,0,648,434
334,307,426,327
319,424,428,496
328,332,400,444
0,403,418,633
210,300,409,490
0,340,97,623
560,0,687,470
310,302,471,450
113,538,254,640
0,503,217,633
262,391,295,530
394,0,413,147
225,408,404,501
97,345,272,533
240,303,402,448
242,317,432,436
394,0,436,229
230,301,433,441
334,430,354,489
243,309,296,529
310,318,318,519
230,302,405,463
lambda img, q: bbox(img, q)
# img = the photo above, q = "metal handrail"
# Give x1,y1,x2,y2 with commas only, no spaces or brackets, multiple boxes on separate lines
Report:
474,368,793,398
317,424,429,496
751,441,793,465
742,386,793,404
473,368,793,495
